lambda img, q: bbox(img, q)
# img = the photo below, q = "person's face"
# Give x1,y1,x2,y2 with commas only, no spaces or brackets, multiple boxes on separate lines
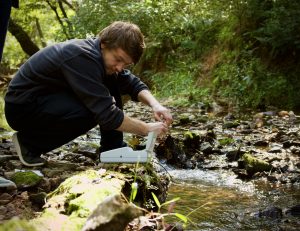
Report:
101,44,133,75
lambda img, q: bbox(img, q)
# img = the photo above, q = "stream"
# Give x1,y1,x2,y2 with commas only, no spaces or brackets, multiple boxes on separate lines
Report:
165,168,300,230
0,88,300,230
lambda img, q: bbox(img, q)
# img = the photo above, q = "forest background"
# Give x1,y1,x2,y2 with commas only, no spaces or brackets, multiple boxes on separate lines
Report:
2,0,300,111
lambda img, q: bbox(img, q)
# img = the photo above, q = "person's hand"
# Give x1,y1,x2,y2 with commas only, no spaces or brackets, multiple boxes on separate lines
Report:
152,104,173,126
146,122,168,136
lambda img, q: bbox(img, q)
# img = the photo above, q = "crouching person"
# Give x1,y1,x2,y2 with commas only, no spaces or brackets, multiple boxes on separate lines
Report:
5,21,172,167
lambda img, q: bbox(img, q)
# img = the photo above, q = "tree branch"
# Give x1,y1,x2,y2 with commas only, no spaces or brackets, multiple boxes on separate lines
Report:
8,18,40,56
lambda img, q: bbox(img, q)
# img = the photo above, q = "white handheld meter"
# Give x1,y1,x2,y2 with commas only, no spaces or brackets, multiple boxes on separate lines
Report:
100,132,157,163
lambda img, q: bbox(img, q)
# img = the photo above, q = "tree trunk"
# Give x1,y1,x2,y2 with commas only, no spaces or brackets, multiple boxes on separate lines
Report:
8,18,40,56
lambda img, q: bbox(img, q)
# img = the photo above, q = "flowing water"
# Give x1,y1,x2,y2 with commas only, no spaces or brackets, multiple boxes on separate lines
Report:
164,169,300,230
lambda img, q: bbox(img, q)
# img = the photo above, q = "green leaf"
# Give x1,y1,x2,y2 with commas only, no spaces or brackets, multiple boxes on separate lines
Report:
130,182,138,202
161,197,180,207
151,192,161,208
175,213,188,223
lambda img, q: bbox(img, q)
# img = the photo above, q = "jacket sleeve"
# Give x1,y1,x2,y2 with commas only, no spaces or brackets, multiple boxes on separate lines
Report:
117,69,149,101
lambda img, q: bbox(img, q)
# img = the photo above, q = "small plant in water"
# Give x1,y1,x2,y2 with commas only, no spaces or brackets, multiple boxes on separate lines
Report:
129,162,139,203
151,192,189,228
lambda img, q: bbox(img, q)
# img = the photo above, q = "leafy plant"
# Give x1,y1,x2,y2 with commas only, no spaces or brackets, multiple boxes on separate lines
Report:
151,192,188,226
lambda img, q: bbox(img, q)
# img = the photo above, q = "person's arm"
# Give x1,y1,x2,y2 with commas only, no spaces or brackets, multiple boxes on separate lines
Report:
137,89,173,126
116,115,168,136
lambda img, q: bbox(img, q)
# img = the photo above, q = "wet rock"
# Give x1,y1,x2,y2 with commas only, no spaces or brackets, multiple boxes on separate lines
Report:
288,111,297,123
0,193,13,205
49,177,64,190
185,160,195,169
278,111,289,117
197,115,209,123
204,122,215,130
0,142,12,149
5,203,16,217
269,146,282,153
285,204,300,217
202,129,216,143
37,178,52,193
253,112,264,119
290,146,300,155
240,128,253,134
222,121,240,129
178,113,193,125
290,174,300,183
29,192,47,209
283,141,293,148
6,160,23,169
77,147,98,160
239,153,272,175
156,136,186,168
0,205,7,216
224,113,235,121
183,131,201,154
82,194,142,231
191,153,205,163
212,147,222,155
45,160,80,171
225,149,244,162
0,155,18,164
252,118,264,128
267,174,280,182
253,140,268,147
11,171,42,189
59,152,83,162
256,206,283,219
264,111,277,116
233,169,250,180
200,142,213,155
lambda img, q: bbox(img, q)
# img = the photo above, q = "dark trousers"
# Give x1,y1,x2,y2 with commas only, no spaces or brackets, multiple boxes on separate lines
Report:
0,0,13,61
5,80,125,155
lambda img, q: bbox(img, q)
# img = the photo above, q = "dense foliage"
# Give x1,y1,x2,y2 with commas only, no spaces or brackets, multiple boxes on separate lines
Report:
212,0,300,109
2,0,300,110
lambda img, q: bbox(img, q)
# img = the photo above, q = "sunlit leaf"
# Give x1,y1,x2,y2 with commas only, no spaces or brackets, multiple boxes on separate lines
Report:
174,213,188,223
161,197,180,208
151,192,161,208
130,182,138,202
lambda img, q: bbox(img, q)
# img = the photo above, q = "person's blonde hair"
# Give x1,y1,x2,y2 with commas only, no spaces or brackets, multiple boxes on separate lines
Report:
99,21,145,64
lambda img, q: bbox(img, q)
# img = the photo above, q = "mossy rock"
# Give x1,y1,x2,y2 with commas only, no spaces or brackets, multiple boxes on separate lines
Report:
67,178,124,217
218,137,235,146
183,131,201,152
223,121,240,129
2,168,169,231
0,217,37,231
242,153,272,175
11,171,42,188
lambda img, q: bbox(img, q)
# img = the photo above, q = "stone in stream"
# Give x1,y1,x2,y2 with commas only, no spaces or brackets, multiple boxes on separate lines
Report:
239,153,272,176
285,204,300,217
82,194,142,231
156,135,186,168
255,206,283,219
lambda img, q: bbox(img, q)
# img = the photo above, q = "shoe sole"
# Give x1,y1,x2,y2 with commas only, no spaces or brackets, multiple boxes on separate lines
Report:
12,133,45,167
